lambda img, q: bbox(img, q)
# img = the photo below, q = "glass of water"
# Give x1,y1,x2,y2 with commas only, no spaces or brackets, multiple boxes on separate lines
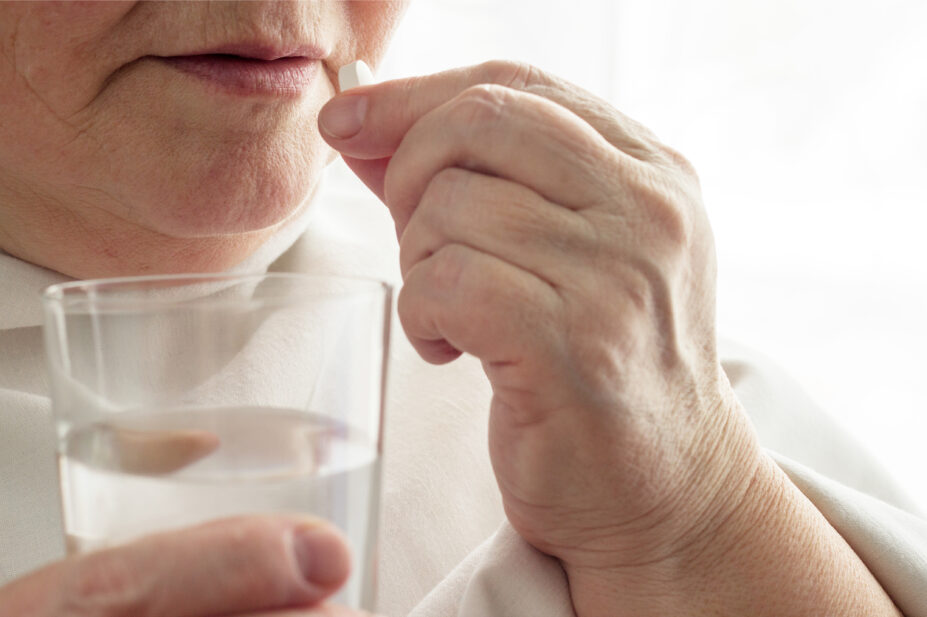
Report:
41,273,392,610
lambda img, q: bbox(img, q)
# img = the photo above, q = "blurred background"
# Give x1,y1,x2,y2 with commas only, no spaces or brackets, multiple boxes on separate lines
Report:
371,0,927,510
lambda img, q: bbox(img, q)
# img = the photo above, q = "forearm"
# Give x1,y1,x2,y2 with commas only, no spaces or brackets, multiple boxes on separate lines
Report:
564,449,902,617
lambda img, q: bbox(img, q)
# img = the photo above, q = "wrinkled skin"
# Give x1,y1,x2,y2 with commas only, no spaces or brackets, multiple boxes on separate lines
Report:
325,60,739,568
318,61,902,616
0,0,405,276
319,59,757,610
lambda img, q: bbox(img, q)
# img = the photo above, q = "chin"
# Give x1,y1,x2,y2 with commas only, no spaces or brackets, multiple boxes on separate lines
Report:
128,157,321,239
152,185,308,238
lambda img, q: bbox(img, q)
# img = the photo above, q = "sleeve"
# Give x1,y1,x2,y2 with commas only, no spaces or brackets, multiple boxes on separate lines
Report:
772,452,927,616
408,522,575,617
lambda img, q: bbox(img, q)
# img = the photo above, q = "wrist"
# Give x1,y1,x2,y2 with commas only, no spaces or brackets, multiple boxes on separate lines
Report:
562,430,902,617
561,392,766,615
564,383,765,572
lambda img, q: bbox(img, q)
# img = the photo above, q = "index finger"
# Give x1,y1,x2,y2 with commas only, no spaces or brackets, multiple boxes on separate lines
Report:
321,60,655,160
318,60,657,197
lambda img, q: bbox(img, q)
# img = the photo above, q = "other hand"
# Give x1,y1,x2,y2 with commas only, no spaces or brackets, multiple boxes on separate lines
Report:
0,515,350,617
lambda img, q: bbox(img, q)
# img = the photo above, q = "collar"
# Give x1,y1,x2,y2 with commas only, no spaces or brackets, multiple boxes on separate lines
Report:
0,251,70,331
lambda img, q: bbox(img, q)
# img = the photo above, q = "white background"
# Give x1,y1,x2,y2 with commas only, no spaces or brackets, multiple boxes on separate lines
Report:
376,0,927,511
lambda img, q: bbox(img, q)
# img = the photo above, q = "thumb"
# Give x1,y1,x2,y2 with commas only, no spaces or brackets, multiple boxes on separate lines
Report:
0,515,351,617
319,64,502,201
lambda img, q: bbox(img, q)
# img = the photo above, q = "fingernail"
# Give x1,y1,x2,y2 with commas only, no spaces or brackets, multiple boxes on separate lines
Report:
292,524,352,587
319,94,367,139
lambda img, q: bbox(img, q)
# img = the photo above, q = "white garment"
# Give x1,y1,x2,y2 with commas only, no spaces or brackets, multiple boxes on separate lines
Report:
1,161,925,616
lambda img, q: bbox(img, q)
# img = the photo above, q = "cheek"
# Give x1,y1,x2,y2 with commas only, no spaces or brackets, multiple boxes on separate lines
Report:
0,2,143,211
343,0,409,66
72,73,334,237
0,0,332,239
132,121,329,237
1,60,333,239
0,2,139,114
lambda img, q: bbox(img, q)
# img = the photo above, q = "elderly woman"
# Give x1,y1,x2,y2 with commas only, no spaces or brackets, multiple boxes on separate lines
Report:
0,2,924,617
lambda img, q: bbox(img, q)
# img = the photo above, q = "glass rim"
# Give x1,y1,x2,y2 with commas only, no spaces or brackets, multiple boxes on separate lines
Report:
42,271,393,312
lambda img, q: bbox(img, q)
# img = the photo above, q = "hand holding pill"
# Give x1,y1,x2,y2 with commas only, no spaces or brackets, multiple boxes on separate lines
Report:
318,60,899,617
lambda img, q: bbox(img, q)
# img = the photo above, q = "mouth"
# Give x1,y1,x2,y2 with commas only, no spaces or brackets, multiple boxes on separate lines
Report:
155,44,327,97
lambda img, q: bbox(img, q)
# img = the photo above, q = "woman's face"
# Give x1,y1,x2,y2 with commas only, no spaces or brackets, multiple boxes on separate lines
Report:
0,1,405,276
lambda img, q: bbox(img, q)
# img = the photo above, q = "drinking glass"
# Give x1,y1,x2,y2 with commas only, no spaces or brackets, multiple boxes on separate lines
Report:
42,273,392,609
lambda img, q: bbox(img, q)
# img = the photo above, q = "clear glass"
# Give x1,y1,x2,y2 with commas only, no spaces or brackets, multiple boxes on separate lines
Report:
42,273,392,610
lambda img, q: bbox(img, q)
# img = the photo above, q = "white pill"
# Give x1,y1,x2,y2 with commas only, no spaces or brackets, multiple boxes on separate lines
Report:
338,60,375,92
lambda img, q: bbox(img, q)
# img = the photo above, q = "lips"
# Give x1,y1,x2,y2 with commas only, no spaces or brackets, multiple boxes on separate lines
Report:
157,45,326,97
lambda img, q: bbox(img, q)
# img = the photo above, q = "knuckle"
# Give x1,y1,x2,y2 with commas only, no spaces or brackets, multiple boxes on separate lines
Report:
632,173,695,253
578,262,661,365
382,145,413,211
395,281,416,323
450,84,511,128
621,114,662,150
396,284,428,345
617,262,656,316
427,243,469,293
659,143,700,183
396,232,420,280
424,247,496,346
423,167,472,212
399,168,473,278
657,201,692,252
420,170,469,237
478,59,544,90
